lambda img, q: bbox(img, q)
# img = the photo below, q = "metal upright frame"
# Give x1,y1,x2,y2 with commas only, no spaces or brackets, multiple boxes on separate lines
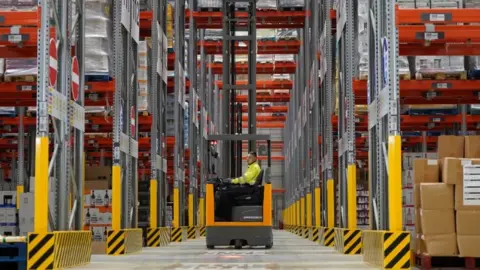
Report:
336,0,357,229
188,0,199,228
173,0,186,228
220,0,257,178
111,0,140,230
34,0,86,233
367,0,402,231
150,0,168,229
319,0,335,228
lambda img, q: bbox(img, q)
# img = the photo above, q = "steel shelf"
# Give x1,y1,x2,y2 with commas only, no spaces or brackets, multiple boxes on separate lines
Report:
208,61,297,74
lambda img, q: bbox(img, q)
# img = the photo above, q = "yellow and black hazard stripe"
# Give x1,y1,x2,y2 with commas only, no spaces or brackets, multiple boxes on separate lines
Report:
343,229,362,255
322,228,335,247
187,227,196,239
303,227,309,239
53,231,91,268
312,227,320,242
171,227,183,242
383,232,411,269
199,226,206,237
146,228,161,247
28,232,55,269
107,230,125,255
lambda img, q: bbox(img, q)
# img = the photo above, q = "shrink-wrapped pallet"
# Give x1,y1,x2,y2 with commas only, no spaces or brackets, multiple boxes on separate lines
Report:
85,0,112,75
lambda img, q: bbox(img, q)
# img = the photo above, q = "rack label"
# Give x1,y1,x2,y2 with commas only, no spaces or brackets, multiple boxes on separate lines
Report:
463,165,480,206
121,0,140,43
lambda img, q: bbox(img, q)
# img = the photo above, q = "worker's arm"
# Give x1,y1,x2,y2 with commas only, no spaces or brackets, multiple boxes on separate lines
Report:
232,164,260,185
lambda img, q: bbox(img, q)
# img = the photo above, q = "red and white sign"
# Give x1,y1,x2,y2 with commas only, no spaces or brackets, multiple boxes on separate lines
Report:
130,106,135,135
49,38,58,87
71,56,80,101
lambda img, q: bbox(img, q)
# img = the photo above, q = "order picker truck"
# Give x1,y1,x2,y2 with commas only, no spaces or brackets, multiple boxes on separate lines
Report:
205,134,273,249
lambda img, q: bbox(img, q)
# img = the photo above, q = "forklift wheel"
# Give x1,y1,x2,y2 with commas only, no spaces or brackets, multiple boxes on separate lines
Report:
207,245,215,249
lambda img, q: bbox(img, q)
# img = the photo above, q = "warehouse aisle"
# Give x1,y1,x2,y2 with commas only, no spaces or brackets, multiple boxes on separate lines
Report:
76,230,375,269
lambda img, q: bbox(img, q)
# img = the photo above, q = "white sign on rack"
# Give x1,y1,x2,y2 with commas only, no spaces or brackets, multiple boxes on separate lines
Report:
463,165,480,206
193,89,199,128
48,87,68,122
121,0,140,43
69,101,85,131
162,31,168,83
177,61,184,105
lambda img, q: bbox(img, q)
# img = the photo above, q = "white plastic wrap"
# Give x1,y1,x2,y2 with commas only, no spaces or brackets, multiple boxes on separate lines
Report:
415,56,465,77
466,0,480,7
85,0,112,75
4,58,36,79
137,41,148,111
278,0,304,8
397,0,462,8
0,0,36,10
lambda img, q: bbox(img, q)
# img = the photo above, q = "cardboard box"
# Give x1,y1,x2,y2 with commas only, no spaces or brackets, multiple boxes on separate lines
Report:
420,234,458,256
85,180,109,190
420,209,455,235
415,208,422,233
85,166,112,182
4,207,16,224
455,185,480,210
456,210,480,235
437,135,464,159
465,136,480,158
457,235,480,257
413,159,439,184
0,191,16,205
442,158,480,185
414,184,421,208
84,208,101,226
420,183,454,210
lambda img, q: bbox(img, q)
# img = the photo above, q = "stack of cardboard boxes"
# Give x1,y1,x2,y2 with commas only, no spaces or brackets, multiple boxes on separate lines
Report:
413,135,480,257
83,166,112,254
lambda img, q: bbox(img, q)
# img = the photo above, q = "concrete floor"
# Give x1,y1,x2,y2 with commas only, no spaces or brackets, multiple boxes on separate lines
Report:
76,230,377,269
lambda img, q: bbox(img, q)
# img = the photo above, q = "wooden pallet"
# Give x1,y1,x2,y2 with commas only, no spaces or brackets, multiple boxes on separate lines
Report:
415,254,478,269
416,70,467,80
357,73,411,80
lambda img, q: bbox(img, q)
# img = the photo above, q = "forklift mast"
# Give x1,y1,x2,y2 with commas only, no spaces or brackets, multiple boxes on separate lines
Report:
221,0,257,178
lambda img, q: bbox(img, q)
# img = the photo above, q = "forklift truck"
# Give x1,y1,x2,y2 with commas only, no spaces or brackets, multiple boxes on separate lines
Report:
205,134,273,249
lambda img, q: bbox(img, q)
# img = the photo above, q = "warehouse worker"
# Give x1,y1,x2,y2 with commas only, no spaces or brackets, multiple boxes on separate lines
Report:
215,151,261,221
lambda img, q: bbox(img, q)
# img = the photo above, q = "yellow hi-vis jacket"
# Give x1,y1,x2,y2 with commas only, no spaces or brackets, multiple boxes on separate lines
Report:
232,161,261,185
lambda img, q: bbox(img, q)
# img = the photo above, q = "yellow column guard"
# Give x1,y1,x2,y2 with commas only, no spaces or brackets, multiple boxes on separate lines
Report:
173,188,180,228
150,179,158,228
388,135,403,231
327,179,334,228
300,197,305,227
306,193,312,227
315,187,321,227
112,165,121,230
34,137,49,233
188,193,194,227
199,197,205,226
347,164,357,229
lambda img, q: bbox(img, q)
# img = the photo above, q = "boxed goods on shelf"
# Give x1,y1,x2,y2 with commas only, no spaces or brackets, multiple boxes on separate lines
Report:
0,0,36,9
4,58,36,82
464,136,480,158
415,56,466,80
437,135,464,159
198,0,277,9
138,41,149,111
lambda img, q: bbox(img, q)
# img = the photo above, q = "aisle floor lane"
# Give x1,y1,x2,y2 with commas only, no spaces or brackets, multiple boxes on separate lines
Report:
75,230,376,269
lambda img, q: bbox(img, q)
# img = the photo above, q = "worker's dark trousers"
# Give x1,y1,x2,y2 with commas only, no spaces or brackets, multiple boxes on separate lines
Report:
215,185,254,221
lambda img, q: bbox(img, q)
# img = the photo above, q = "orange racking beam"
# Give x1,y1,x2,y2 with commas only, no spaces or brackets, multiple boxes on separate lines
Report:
399,25,480,44
199,40,301,55
208,62,296,74
353,79,480,105
399,43,480,56
396,6,480,24
216,80,292,90
246,105,288,113
241,115,286,121
241,122,284,128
